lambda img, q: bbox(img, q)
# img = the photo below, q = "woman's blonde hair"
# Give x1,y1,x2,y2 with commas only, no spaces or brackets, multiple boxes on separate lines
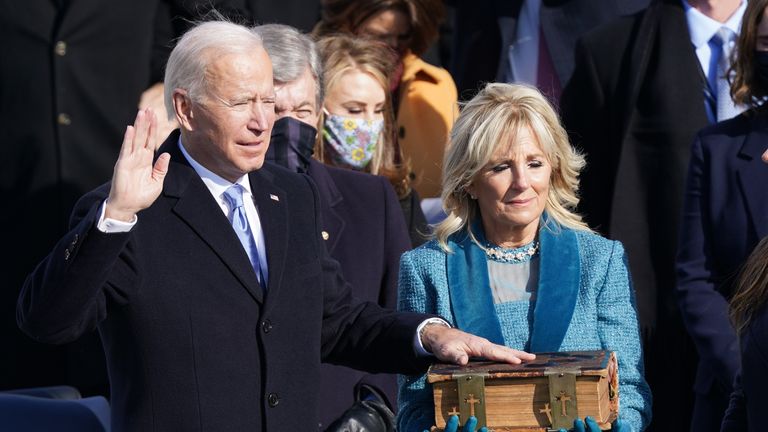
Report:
730,236,768,335
316,34,411,197
435,83,590,251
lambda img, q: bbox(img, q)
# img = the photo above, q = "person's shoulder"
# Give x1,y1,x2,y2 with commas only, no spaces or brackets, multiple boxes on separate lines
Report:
323,163,388,189
259,161,314,190
572,228,624,257
696,110,756,143
402,239,444,263
319,163,398,204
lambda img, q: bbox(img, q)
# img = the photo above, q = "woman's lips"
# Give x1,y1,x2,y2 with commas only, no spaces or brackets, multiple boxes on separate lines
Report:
508,197,534,206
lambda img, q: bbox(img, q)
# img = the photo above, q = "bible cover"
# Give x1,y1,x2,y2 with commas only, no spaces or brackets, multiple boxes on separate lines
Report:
427,350,619,431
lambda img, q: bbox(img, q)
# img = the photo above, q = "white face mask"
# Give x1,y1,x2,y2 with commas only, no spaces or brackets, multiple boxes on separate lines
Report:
322,113,384,169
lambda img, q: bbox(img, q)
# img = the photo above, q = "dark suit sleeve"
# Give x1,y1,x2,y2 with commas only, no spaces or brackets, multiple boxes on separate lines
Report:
304,176,432,375
675,133,740,391
721,371,746,432
17,185,136,344
356,177,412,407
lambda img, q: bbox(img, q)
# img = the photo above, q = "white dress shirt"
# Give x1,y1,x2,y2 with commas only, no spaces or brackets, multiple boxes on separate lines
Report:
683,0,746,84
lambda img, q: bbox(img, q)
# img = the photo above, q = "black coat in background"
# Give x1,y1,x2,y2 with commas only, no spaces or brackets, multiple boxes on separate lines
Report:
0,0,185,394
448,0,648,100
17,133,432,431
305,158,412,429
560,0,708,429
676,112,768,431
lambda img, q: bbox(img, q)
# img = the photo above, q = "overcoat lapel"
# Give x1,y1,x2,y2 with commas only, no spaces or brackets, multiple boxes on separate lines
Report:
160,136,264,303
446,229,505,346
737,115,768,239
249,167,288,309
530,220,581,352
306,160,345,254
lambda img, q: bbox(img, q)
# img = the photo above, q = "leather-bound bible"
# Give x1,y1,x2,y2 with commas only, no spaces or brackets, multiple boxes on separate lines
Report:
427,350,619,431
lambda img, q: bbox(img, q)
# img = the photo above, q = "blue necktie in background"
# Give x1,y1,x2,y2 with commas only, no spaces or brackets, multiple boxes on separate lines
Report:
223,184,266,290
712,27,744,122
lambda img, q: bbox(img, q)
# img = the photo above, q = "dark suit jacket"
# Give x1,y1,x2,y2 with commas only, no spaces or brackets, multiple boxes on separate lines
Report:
0,0,250,394
676,112,768,397
721,306,768,432
560,3,710,428
561,0,710,331
306,159,411,428
17,133,431,431
0,0,177,393
449,0,648,99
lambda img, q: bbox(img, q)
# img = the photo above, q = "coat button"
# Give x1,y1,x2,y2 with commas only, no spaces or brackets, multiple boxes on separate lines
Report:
54,41,67,56
398,126,406,139
261,320,272,333
321,231,329,241
57,113,71,126
267,392,279,407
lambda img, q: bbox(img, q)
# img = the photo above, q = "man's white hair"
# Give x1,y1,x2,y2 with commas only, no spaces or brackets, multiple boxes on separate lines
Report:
164,20,265,118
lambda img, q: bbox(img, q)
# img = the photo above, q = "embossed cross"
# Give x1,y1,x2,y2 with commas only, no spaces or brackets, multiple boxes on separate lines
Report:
556,390,572,416
465,394,481,417
539,402,553,424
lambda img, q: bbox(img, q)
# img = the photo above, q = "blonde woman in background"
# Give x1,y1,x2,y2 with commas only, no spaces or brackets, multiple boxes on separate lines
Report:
316,34,428,246
314,0,458,199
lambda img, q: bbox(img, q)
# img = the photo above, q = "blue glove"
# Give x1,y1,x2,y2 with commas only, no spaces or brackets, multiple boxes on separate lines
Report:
434,415,488,432
558,416,626,432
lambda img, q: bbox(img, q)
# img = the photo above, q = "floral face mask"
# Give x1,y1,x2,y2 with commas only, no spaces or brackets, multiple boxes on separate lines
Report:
322,113,384,170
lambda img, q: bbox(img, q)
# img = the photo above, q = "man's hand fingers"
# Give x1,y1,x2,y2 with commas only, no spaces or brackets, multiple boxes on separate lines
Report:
133,108,151,153
153,153,171,181
146,108,158,150
469,338,535,365
120,125,135,159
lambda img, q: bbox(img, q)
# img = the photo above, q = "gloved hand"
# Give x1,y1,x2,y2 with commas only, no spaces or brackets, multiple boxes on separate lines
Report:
558,416,626,432
427,415,488,432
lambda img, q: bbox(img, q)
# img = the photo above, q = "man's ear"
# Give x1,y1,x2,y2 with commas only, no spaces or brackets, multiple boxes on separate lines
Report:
173,89,194,131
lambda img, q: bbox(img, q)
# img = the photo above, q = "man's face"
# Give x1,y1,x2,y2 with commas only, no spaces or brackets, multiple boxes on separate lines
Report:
274,67,319,127
180,47,276,182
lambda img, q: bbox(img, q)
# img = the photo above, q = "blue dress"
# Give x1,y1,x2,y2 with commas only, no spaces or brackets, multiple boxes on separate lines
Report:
396,223,652,431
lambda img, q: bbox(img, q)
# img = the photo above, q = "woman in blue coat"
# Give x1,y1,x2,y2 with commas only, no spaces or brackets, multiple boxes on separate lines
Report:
396,83,651,432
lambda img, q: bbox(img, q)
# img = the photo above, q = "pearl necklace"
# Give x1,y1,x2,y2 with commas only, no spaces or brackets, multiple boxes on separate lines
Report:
483,240,540,264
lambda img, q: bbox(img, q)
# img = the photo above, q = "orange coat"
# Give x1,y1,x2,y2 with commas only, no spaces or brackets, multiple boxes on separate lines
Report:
397,53,458,198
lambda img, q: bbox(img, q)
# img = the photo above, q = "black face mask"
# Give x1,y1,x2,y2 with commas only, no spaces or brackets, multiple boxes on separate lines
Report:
754,50,768,86
267,117,317,173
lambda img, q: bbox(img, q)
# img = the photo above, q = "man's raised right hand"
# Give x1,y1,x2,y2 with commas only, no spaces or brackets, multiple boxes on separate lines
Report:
105,108,171,222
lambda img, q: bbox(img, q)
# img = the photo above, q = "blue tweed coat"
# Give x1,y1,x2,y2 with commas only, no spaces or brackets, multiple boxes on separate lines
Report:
396,223,652,431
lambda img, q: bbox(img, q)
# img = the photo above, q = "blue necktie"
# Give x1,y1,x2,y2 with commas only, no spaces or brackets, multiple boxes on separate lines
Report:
223,185,266,290
712,27,745,122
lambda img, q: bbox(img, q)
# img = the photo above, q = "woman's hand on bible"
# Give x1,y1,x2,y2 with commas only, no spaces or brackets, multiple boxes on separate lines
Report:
428,415,487,432
558,416,626,432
